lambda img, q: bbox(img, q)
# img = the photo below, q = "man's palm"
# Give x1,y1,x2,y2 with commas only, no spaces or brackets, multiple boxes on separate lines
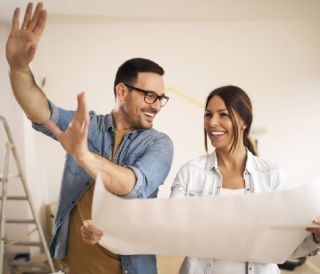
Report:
6,3,47,69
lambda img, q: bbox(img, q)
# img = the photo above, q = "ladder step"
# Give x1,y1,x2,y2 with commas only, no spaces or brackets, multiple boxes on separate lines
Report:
0,173,21,181
0,196,28,201
6,219,36,224
10,260,49,268
6,143,14,149
7,240,42,247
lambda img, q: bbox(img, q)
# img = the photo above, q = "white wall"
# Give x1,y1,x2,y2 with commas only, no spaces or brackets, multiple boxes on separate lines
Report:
33,18,320,199
1,15,320,243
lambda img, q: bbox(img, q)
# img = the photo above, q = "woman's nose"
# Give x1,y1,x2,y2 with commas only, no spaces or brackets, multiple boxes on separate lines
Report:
209,115,220,126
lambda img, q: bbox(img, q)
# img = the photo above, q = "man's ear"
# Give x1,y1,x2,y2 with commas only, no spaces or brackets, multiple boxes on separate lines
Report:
115,83,127,101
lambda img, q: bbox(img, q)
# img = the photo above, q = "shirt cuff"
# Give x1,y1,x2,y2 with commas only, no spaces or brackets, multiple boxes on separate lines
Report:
121,166,145,199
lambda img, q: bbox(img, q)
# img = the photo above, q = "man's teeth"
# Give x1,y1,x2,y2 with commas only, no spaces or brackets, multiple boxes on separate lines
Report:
144,112,154,118
211,131,226,136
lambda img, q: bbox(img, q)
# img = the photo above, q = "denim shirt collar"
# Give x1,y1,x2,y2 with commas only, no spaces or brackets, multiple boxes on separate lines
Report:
104,110,114,132
105,110,144,139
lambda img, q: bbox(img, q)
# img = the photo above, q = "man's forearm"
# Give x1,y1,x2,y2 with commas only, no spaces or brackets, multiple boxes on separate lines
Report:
9,66,51,123
76,151,136,196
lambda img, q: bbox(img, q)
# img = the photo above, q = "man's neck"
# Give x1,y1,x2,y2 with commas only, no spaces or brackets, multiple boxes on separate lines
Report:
112,109,134,132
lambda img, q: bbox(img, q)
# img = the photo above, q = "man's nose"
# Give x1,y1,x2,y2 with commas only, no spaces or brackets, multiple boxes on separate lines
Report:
150,98,161,112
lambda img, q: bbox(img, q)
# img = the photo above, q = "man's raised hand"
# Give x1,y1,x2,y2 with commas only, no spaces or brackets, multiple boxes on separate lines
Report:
6,2,47,69
45,92,90,160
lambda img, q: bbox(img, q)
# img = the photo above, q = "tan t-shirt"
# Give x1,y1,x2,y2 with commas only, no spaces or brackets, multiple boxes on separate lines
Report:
62,130,127,274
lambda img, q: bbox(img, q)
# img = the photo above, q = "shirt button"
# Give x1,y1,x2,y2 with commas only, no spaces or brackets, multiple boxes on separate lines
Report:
124,270,128,274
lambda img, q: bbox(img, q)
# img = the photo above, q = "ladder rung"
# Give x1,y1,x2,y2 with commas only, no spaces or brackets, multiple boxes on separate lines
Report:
0,196,28,201
6,143,14,149
7,240,42,247
6,219,36,224
0,173,21,180
10,260,49,268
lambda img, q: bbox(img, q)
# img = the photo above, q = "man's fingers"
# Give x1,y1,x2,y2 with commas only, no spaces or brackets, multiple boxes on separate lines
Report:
11,8,20,33
77,92,89,119
33,9,47,38
81,221,102,245
80,92,89,116
75,92,90,132
82,220,103,236
81,229,101,241
21,2,33,30
80,121,89,138
84,224,104,237
28,2,44,32
45,120,63,140
82,236,99,245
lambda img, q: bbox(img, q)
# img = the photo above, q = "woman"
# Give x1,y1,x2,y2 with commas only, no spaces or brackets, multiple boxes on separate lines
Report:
170,85,320,274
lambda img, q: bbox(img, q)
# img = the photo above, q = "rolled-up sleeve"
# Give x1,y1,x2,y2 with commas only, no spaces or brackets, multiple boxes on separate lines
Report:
170,164,189,198
32,100,75,140
123,134,173,199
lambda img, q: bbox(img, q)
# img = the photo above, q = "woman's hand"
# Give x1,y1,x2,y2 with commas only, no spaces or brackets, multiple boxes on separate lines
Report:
306,217,320,244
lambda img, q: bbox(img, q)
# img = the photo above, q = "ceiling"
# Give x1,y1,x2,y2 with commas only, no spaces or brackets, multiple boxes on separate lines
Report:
1,0,320,24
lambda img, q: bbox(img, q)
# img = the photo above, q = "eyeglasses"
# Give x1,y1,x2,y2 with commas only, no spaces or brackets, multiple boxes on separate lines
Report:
124,84,169,107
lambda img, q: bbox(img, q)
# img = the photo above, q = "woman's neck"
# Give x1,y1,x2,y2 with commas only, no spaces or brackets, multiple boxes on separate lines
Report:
216,145,247,171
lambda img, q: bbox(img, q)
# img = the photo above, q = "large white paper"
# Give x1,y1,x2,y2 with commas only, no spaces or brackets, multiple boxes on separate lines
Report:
92,175,320,264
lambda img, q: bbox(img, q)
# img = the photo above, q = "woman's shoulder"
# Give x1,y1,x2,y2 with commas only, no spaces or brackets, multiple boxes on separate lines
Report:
247,151,281,173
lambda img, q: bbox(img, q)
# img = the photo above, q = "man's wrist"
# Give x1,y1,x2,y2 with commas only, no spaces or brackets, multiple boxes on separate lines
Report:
74,149,93,166
9,65,30,75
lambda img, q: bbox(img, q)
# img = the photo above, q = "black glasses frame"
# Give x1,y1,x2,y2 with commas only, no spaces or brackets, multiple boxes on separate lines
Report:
124,84,169,107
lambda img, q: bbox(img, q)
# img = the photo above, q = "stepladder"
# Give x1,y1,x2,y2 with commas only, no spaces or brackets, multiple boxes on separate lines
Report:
0,115,55,273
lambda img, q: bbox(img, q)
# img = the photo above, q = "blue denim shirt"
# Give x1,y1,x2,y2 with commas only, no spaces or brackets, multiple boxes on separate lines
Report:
32,101,174,274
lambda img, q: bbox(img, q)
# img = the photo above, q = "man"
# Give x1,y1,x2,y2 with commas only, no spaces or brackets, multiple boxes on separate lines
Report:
6,3,173,274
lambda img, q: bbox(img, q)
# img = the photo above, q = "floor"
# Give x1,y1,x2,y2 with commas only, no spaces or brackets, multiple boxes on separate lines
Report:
157,255,320,274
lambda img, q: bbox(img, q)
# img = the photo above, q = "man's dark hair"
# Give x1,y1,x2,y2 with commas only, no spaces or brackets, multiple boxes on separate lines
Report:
113,58,164,97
